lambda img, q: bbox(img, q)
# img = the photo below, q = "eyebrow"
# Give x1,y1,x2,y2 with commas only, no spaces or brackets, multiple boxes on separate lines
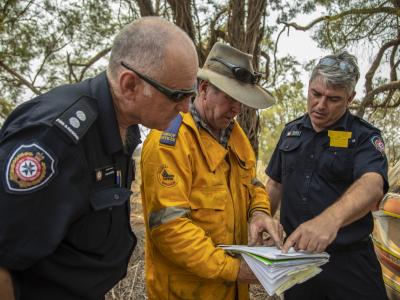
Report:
327,96,343,101
311,89,343,101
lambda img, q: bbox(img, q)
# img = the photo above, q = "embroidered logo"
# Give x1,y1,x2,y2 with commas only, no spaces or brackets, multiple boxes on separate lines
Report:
371,135,385,155
5,143,57,193
157,164,178,187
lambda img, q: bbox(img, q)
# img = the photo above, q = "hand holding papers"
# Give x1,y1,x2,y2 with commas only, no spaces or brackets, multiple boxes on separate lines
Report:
221,245,330,296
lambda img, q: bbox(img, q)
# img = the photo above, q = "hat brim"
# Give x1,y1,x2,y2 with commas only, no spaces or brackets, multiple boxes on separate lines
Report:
197,69,275,109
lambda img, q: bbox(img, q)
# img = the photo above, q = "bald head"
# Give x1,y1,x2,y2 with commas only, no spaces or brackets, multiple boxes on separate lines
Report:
108,17,198,82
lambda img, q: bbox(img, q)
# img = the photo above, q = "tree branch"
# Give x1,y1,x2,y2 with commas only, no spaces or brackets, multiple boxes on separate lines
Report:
167,0,195,41
0,61,40,95
67,53,78,83
278,7,400,31
135,0,155,16
390,44,399,81
33,38,68,85
357,80,400,114
261,50,270,82
227,0,245,49
272,26,286,86
78,47,112,82
207,7,227,54
365,38,400,95
245,0,267,54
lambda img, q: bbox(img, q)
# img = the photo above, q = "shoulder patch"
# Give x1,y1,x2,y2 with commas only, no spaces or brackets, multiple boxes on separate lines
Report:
54,96,97,144
157,164,179,187
160,114,183,146
3,143,58,194
370,135,385,155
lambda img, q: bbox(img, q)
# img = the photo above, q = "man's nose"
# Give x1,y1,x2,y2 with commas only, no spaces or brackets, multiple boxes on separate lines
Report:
316,97,327,109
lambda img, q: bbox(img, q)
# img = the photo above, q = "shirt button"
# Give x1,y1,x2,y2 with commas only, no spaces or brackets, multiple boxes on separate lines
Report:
113,194,120,200
310,154,314,159
302,197,307,201
306,175,310,179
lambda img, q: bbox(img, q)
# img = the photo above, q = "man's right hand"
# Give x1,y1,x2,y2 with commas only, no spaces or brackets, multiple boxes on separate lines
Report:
0,267,15,300
237,259,259,284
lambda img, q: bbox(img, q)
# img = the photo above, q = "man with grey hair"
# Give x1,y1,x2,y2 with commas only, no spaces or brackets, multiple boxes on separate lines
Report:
0,17,197,300
266,51,389,299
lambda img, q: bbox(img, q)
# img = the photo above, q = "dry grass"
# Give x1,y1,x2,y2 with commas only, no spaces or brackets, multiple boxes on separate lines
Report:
106,155,281,300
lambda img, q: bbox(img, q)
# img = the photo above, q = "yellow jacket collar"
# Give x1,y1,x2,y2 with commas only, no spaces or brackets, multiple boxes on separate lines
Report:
182,112,255,171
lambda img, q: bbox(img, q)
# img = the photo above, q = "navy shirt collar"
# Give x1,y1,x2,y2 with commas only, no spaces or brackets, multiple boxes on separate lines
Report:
301,110,351,132
89,72,123,154
89,72,141,155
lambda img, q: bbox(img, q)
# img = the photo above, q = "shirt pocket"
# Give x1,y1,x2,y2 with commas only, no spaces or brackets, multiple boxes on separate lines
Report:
66,187,132,256
190,186,228,245
318,147,353,182
236,160,253,207
279,138,302,176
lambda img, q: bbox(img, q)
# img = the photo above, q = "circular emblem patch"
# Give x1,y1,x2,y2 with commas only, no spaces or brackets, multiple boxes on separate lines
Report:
5,143,58,194
14,155,43,182
157,164,178,187
370,135,385,155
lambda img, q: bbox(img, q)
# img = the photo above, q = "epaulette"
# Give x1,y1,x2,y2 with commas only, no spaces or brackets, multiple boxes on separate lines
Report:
53,96,98,144
159,114,183,146
353,115,381,132
285,114,304,127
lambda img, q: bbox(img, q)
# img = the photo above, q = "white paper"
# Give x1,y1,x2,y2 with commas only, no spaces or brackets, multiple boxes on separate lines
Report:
221,245,329,296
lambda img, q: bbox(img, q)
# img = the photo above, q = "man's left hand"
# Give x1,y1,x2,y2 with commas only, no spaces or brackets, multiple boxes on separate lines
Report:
281,213,340,253
248,211,284,248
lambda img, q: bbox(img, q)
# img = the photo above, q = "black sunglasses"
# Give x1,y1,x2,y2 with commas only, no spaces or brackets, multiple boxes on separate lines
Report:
318,57,356,74
210,57,262,84
120,61,197,102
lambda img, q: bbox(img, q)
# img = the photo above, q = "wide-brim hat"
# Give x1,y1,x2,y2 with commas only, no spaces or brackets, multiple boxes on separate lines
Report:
197,42,275,109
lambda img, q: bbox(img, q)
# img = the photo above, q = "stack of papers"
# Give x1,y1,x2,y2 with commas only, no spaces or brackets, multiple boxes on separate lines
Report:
221,245,329,296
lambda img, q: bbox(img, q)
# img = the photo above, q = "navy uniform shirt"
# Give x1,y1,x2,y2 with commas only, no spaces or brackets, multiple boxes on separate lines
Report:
0,73,140,300
266,110,388,249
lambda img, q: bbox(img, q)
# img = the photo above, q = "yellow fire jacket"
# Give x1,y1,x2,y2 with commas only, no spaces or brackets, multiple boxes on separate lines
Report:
141,112,271,300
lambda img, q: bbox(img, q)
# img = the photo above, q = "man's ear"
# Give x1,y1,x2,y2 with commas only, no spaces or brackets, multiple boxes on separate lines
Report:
348,91,356,105
198,80,209,97
119,71,139,100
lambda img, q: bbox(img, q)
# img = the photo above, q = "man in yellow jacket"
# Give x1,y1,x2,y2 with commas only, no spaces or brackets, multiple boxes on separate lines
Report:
141,42,283,300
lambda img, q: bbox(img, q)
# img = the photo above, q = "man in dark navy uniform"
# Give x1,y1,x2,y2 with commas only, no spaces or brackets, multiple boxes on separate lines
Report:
0,17,198,300
266,51,389,300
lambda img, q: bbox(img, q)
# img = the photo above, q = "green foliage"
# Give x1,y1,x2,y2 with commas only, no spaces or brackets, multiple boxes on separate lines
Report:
0,98,14,125
0,0,134,106
1,0,397,166
258,80,307,166
360,92,400,166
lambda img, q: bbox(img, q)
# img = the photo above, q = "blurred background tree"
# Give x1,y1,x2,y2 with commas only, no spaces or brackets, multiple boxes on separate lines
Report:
1,0,399,164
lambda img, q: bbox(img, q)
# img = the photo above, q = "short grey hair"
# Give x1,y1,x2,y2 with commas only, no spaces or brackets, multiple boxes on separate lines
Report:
310,51,360,94
108,17,192,81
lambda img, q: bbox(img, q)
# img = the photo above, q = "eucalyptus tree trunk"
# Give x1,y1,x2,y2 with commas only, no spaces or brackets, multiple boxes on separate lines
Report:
227,0,268,158
133,0,269,157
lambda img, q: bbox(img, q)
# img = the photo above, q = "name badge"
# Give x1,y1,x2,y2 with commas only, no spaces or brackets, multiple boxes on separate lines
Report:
286,130,302,137
328,130,352,148
95,165,116,182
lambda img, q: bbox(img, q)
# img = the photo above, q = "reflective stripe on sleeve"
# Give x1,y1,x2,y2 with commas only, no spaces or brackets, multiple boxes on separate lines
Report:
149,206,191,229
